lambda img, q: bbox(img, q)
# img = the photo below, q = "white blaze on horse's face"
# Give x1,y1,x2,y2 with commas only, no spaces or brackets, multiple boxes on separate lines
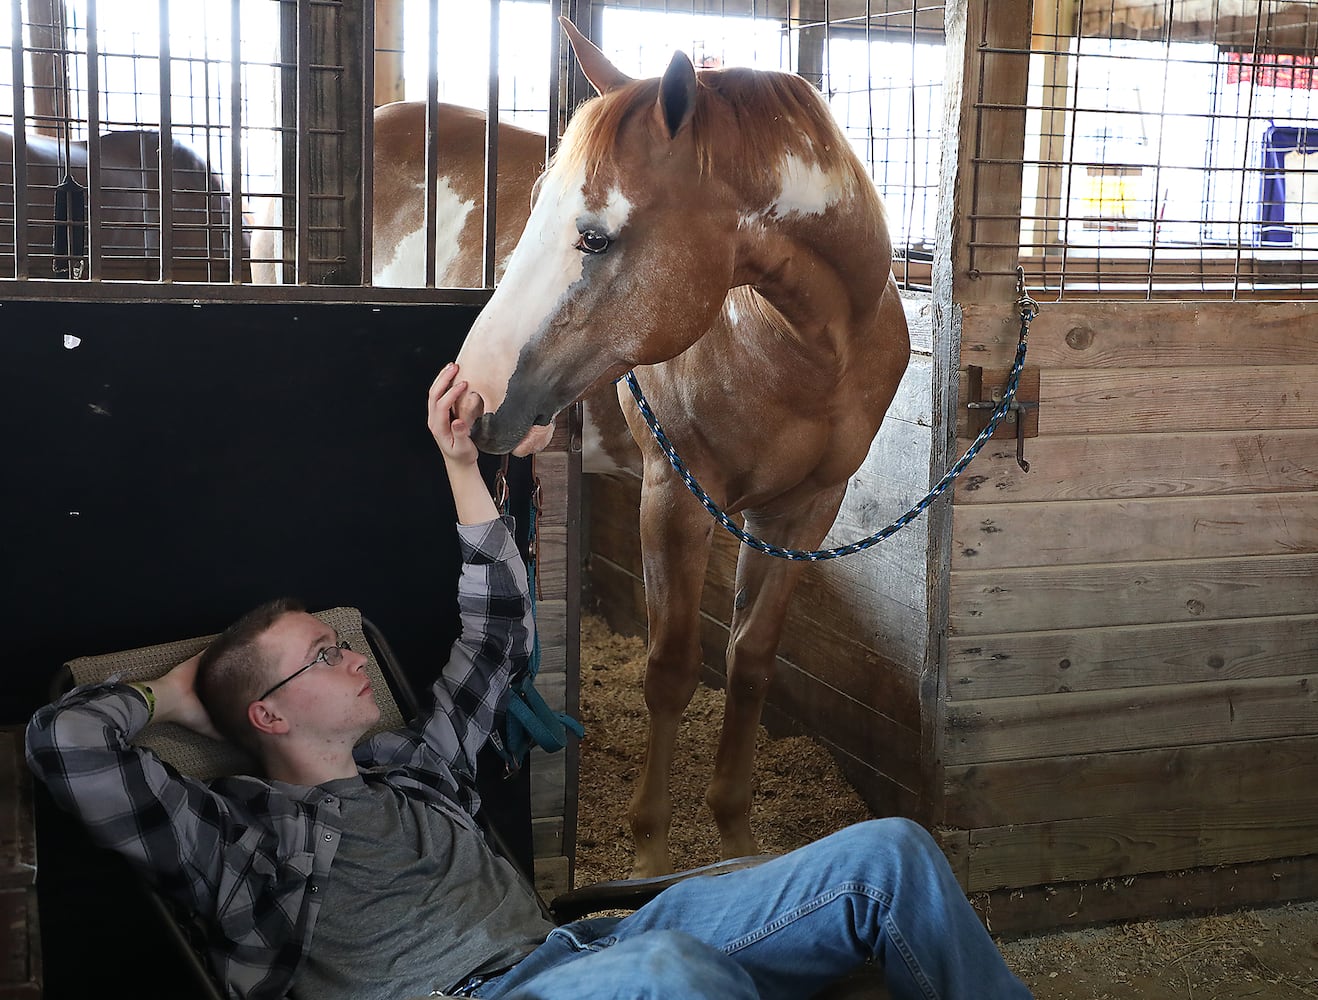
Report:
454,161,633,456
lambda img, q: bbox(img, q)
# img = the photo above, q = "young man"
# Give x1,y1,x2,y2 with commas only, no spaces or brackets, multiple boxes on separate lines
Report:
27,364,1034,1000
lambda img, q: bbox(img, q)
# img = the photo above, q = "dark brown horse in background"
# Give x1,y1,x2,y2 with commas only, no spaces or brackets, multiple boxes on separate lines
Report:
0,129,237,281
455,20,911,876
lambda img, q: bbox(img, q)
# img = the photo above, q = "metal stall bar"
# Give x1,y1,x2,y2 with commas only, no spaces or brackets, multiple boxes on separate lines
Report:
547,0,562,160
824,0,831,92
157,0,174,281
337,0,367,285
200,10,218,279
276,0,295,284
26,0,58,137
483,0,501,288
1142,6,1175,302
424,0,440,287
1055,0,1083,298
11,0,30,279
1231,5,1266,301
85,0,101,280
863,1,881,280
361,0,376,283
903,0,919,289
296,0,312,282
228,0,243,283
230,0,244,283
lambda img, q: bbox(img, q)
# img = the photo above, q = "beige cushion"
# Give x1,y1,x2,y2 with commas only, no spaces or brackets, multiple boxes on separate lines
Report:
64,607,406,781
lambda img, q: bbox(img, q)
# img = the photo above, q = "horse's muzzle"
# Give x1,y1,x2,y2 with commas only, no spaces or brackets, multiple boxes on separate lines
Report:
470,410,556,456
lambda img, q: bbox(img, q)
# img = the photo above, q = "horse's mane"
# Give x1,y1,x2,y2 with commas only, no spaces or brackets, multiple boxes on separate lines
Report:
724,285,797,344
553,66,873,199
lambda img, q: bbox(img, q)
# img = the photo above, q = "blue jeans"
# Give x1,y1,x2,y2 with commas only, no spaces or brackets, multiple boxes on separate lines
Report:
478,819,1033,1000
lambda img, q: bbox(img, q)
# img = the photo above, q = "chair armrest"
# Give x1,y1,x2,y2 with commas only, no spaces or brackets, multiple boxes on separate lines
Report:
548,855,777,924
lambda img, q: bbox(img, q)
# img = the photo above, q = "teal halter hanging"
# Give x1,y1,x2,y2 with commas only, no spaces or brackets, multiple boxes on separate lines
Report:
489,460,584,776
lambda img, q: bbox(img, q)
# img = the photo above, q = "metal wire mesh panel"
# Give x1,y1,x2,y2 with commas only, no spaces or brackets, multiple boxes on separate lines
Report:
1008,0,1318,300
0,0,279,282
593,0,946,290
2,0,947,295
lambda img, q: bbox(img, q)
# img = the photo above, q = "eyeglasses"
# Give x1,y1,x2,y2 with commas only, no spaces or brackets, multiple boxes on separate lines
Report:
256,640,352,701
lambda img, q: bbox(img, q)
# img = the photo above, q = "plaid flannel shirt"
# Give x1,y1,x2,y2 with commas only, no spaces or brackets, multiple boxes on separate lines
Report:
25,516,534,1000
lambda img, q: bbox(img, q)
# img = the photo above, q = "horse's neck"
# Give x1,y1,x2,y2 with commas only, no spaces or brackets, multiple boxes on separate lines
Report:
727,155,890,347
731,181,890,347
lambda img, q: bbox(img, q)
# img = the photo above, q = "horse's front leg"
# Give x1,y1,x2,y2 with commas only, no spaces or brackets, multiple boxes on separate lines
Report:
627,470,715,877
705,487,847,861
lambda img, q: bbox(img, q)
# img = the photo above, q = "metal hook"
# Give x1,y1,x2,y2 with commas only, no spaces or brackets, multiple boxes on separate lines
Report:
1015,265,1039,323
492,454,512,513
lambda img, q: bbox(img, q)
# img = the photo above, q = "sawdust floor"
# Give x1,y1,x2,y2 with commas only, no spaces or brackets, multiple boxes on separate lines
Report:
575,614,1318,999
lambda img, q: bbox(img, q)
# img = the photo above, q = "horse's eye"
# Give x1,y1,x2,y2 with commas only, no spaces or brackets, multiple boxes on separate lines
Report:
576,231,611,255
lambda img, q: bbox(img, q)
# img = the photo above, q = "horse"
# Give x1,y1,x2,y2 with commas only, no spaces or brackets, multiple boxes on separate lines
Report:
0,129,236,281
246,100,639,474
248,101,545,288
454,18,912,876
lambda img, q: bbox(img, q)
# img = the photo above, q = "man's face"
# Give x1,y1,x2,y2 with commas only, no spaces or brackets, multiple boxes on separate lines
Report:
256,612,381,744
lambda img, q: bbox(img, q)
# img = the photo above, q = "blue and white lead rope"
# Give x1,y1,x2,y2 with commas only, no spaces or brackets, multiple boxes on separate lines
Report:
621,290,1039,562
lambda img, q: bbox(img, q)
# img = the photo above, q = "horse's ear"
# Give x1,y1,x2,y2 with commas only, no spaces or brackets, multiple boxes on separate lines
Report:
559,15,632,95
657,50,698,140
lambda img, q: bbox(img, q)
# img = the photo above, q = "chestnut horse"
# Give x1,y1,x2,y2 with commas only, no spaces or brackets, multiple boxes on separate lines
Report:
248,100,638,474
455,20,911,876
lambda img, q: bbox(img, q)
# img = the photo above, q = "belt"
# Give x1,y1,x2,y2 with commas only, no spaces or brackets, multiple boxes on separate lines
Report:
442,966,512,998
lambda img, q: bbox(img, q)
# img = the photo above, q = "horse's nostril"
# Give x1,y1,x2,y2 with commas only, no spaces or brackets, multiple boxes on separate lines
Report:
457,390,486,425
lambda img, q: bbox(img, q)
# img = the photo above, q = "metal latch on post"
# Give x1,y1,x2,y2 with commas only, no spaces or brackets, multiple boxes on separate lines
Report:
965,365,1040,472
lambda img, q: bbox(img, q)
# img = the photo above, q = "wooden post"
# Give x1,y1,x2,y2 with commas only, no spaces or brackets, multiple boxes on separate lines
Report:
24,0,59,137
926,0,1035,830
374,0,406,107
790,0,828,92
950,0,1034,302
289,0,366,285
1023,0,1075,258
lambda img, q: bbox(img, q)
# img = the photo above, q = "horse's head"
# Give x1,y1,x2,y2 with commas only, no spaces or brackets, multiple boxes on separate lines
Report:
454,18,737,456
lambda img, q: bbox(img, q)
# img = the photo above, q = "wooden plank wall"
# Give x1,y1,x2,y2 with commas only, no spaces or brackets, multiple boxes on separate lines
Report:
0,730,40,997
586,294,936,821
933,0,1318,934
942,299,1318,932
528,417,581,900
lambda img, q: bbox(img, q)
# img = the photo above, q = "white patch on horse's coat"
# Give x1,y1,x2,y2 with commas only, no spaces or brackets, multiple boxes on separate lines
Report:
771,153,851,218
599,187,633,235
581,398,629,475
374,179,473,287
454,163,592,417
725,297,739,326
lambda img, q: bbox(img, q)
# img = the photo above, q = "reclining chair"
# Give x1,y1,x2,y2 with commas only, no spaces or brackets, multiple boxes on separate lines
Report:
50,608,876,999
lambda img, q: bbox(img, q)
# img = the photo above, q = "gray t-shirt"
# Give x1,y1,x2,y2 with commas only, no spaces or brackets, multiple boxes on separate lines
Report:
293,774,553,1000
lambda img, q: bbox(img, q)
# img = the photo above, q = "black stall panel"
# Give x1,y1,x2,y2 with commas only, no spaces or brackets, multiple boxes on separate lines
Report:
0,298,534,997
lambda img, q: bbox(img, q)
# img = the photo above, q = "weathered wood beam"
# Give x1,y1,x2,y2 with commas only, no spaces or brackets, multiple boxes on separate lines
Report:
374,0,406,107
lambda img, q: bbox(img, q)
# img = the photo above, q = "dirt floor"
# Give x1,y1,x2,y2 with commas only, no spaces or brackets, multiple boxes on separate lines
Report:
575,614,1318,999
